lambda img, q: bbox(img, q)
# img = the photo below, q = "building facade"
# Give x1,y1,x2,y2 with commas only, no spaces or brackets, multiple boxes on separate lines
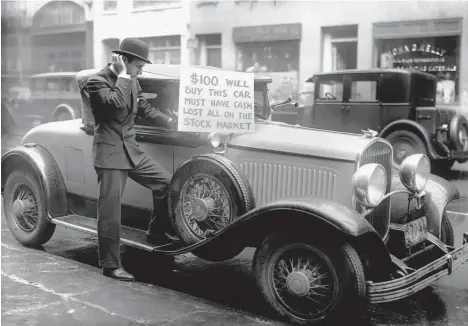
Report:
92,0,186,68
190,0,468,108
1,0,93,91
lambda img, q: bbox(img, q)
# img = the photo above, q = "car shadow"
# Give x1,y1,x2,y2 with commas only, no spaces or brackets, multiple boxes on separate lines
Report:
38,235,450,326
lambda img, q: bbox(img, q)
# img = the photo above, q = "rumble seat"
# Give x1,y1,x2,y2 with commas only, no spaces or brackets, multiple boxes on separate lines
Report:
76,68,98,134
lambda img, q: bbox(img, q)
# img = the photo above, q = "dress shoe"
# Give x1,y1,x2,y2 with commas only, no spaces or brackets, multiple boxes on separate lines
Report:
103,267,135,281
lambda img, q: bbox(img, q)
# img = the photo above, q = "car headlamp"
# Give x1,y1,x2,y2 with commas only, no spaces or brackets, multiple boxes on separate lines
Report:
399,154,430,193
207,132,222,147
352,163,387,208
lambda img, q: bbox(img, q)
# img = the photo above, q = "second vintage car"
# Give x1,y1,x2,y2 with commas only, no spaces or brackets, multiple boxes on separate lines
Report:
301,69,468,172
14,72,83,125
2,64,468,325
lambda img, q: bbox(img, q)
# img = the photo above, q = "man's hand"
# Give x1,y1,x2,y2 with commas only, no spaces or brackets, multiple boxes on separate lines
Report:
111,54,127,76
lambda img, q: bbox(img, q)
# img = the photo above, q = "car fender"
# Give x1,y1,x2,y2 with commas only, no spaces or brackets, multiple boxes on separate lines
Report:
190,197,392,281
389,172,459,238
379,119,440,160
1,144,68,219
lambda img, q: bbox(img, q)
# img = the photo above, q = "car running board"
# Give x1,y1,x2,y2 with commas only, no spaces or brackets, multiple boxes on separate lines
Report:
51,214,199,255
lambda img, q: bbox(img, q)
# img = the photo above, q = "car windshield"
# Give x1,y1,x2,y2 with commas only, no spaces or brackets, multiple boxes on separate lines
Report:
139,78,269,121
254,88,268,119
30,77,78,94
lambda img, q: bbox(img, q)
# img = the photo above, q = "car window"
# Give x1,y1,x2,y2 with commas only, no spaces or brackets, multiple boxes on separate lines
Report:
349,80,378,102
30,77,78,96
254,88,267,116
317,76,343,101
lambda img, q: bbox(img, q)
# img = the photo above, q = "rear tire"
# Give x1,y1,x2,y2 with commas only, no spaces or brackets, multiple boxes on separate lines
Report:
3,170,55,247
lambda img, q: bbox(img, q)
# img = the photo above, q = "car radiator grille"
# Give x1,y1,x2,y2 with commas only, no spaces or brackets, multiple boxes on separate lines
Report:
357,140,393,238
240,162,337,206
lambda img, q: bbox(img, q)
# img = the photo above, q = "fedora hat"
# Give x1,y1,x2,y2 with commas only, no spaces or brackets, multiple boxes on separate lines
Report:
112,38,152,64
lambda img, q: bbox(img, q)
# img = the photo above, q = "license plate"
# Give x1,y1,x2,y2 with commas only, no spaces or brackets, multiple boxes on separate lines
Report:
404,216,427,248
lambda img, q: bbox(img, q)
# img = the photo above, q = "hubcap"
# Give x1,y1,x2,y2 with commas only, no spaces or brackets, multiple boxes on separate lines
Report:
192,197,215,222
286,271,311,297
11,185,39,232
181,174,232,239
13,199,25,219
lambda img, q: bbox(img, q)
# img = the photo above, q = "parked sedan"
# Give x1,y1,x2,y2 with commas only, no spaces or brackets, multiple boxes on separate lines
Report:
303,69,468,172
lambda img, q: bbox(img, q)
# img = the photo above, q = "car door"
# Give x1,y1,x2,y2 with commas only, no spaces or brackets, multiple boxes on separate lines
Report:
311,74,346,132
119,124,208,209
342,73,382,134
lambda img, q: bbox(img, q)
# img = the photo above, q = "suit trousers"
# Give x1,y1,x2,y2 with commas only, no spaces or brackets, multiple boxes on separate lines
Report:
95,154,172,268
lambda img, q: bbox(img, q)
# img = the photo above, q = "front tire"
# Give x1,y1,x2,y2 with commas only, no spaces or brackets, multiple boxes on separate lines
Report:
440,213,454,247
3,170,55,247
253,233,366,325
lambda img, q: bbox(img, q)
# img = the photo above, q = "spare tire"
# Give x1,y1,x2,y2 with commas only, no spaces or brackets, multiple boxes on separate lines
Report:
449,114,468,152
168,154,255,261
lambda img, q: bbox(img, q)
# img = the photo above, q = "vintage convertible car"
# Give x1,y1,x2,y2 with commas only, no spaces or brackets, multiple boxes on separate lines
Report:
2,64,468,325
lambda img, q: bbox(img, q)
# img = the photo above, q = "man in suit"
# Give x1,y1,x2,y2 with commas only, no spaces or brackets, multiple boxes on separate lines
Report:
87,38,176,281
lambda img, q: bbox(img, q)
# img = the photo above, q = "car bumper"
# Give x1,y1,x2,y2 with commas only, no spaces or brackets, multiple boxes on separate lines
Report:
367,232,468,304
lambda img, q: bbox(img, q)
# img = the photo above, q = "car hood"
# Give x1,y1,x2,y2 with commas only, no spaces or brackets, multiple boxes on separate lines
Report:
229,120,376,162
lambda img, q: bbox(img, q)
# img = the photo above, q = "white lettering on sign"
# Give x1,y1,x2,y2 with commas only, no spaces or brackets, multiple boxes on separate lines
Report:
178,66,255,133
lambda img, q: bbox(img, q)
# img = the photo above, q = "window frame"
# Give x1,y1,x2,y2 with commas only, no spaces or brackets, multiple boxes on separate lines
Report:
314,75,345,103
346,73,380,103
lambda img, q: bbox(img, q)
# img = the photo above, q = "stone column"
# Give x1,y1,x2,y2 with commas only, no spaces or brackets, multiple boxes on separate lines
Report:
357,21,373,69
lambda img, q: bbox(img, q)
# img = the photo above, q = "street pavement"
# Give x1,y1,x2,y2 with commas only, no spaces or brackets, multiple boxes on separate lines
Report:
1,125,468,325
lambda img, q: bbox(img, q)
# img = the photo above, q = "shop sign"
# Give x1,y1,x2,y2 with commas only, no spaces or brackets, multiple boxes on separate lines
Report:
233,23,302,43
380,43,457,72
178,66,255,133
384,43,447,57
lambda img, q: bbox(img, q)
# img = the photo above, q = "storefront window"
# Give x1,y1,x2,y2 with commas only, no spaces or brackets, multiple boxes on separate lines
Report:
376,36,460,104
236,40,300,105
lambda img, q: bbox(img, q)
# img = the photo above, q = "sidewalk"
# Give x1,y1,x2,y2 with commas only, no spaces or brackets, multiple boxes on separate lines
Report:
1,215,283,326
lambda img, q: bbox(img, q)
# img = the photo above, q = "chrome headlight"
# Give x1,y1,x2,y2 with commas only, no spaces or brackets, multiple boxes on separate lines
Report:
352,163,387,208
399,154,430,192
207,132,222,147
207,132,230,154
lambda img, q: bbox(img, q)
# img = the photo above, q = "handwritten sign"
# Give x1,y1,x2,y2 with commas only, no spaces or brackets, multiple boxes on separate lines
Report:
178,66,255,133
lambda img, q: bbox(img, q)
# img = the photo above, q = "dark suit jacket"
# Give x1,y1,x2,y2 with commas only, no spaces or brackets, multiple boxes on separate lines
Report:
87,64,172,169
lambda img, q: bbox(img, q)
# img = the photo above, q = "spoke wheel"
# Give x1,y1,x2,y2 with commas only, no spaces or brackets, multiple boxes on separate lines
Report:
180,173,233,240
3,170,56,248
254,234,366,325
270,245,339,319
169,154,255,262
11,185,39,233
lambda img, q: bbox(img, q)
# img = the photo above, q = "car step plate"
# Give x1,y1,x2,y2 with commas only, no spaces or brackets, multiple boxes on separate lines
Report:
51,215,183,252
